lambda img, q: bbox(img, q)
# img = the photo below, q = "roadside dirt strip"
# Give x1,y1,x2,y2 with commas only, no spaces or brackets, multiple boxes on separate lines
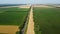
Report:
0,25,19,34
26,7,35,34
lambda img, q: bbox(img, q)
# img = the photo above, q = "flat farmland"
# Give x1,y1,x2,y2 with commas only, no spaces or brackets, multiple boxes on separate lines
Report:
0,7,29,25
33,8,60,34
0,7,29,34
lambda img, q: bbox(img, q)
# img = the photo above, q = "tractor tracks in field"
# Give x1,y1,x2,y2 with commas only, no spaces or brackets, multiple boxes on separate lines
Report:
26,7,35,34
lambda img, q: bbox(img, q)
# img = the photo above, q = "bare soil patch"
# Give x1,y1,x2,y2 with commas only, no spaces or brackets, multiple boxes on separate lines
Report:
0,6,19,8
33,5,53,8
0,25,19,34
19,5,30,8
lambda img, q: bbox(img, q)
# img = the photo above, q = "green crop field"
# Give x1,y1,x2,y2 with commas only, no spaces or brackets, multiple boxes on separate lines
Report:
33,8,60,34
0,7,29,26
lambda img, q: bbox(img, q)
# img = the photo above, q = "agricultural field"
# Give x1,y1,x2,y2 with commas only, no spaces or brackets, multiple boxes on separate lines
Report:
0,7,29,26
33,8,60,34
0,7,29,34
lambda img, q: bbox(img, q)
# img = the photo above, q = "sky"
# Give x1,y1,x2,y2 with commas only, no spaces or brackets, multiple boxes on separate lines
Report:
0,0,60,4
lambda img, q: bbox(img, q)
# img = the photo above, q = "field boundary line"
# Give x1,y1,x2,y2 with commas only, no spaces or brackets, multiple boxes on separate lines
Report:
19,6,31,34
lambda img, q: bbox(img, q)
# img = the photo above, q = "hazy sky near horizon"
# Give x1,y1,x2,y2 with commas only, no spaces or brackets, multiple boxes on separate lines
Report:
0,0,60,4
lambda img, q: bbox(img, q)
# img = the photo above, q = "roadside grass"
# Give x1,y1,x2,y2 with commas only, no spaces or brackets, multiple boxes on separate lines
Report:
33,7,60,34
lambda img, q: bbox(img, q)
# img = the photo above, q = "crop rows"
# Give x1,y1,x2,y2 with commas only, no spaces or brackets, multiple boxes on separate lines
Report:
33,8,60,34
0,7,29,26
